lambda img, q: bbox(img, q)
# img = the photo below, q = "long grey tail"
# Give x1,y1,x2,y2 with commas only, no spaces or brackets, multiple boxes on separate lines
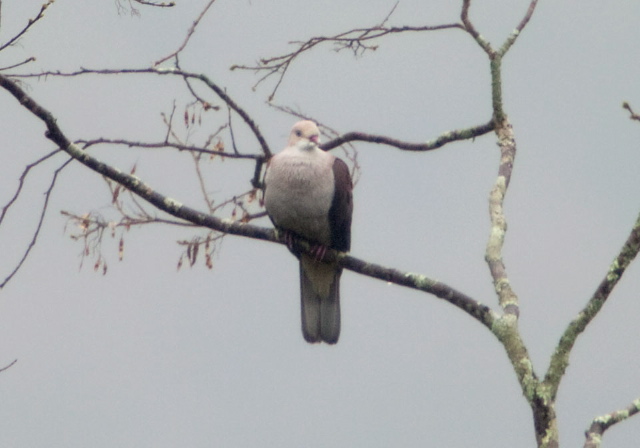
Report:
299,261,341,344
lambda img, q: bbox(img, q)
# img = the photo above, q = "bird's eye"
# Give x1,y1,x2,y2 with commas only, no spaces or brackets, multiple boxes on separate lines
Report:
295,130,302,137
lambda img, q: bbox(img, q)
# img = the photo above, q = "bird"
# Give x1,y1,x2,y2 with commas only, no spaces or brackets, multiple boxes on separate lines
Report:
264,120,353,344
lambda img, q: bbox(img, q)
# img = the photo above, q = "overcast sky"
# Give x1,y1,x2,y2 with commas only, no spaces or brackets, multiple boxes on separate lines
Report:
1,1,640,447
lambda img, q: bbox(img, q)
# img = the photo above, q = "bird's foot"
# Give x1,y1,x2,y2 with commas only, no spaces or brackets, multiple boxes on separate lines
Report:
310,244,328,262
279,229,328,261
282,230,296,252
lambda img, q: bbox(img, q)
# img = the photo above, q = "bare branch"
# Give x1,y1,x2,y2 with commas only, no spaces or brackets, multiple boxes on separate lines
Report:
0,70,272,235
461,0,539,124
498,0,540,56
458,4,545,429
155,0,216,65
267,103,361,184
461,0,539,57
231,17,463,100
342,253,497,329
485,118,518,314
0,158,72,288
115,0,174,15
460,0,494,55
321,119,495,152
0,149,61,226
78,138,261,160
623,101,640,121
10,67,272,157
584,398,640,448
0,57,36,72
544,210,640,398
0,359,17,373
481,117,540,429
0,71,496,330
0,0,55,53
179,67,221,112
132,0,174,7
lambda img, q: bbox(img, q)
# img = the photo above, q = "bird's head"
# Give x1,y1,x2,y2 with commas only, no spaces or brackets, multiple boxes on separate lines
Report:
288,120,321,150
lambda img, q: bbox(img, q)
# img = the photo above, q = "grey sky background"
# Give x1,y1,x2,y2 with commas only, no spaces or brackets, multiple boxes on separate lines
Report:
1,1,639,446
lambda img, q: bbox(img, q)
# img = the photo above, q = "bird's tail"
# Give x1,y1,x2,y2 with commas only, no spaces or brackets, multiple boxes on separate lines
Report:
299,257,341,344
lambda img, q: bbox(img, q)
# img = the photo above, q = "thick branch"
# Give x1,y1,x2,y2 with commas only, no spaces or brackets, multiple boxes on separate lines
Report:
462,4,551,441
0,72,496,330
485,117,518,314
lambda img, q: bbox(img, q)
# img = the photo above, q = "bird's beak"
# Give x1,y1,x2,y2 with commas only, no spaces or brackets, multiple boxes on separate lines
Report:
309,135,319,144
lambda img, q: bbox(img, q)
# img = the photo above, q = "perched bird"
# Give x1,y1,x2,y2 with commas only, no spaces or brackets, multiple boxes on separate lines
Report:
264,120,353,344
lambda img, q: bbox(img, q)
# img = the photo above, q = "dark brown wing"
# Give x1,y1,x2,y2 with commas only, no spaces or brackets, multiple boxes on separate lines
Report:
328,157,353,252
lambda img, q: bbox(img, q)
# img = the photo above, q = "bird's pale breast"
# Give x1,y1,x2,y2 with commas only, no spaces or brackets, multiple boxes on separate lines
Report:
265,149,335,245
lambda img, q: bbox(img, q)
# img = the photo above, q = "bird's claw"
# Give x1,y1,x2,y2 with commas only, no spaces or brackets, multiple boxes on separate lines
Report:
310,244,328,262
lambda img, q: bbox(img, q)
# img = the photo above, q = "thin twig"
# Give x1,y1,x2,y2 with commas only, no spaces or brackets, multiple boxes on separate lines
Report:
498,0,540,56
584,398,640,448
191,151,215,213
0,149,61,226
0,359,17,373
0,72,496,329
0,0,55,53
78,137,261,160
231,21,463,100
178,57,221,112
0,57,36,71
623,102,640,121
0,158,72,288
460,0,494,55
155,0,216,65
133,0,174,7
10,67,272,157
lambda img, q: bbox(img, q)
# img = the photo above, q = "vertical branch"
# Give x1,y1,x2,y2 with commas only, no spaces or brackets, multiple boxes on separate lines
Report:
463,2,557,445
485,117,517,314
489,56,506,124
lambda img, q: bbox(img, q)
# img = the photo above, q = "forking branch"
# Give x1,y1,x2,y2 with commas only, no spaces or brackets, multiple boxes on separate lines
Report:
0,72,495,331
1,1,640,445
231,3,463,101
